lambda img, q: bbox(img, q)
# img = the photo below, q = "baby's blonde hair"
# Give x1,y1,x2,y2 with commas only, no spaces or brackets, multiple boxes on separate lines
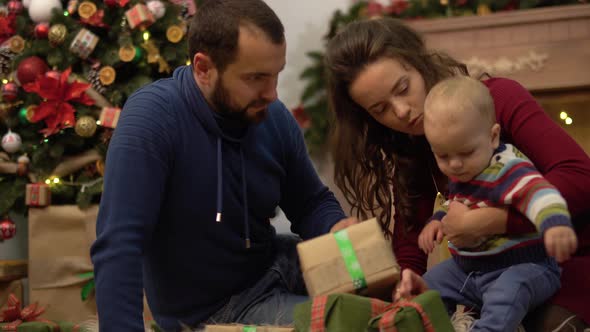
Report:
424,76,495,128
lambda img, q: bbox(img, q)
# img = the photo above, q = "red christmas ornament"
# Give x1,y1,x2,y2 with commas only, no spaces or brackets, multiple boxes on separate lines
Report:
34,22,50,39
2,82,18,101
45,69,61,80
104,0,129,7
16,56,48,84
7,0,24,15
0,218,16,240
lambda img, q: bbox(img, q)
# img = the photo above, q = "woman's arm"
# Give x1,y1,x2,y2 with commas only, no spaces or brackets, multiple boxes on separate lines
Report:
488,78,590,221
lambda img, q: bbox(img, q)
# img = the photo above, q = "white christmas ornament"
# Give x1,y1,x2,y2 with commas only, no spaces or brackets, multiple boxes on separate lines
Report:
22,0,30,9
28,0,62,23
147,0,166,19
1,130,22,153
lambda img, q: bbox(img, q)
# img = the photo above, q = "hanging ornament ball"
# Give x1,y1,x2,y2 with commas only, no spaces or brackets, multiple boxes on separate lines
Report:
147,0,166,19
34,22,50,39
75,116,97,137
98,66,116,86
16,56,48,84
2,82,18,102
8,36,25,54
1,130,22,153
7,0,24,15
166,25,184,43
28,0,63,23
48,24,67,46
0,218,16,240
45,69,61,81
78,1,97,19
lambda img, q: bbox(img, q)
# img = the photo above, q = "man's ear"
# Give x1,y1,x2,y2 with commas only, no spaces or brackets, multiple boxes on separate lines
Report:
491,123,501,149
193,52,216,86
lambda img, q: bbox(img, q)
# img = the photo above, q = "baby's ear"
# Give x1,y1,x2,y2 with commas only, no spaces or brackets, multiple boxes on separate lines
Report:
491,123,501,148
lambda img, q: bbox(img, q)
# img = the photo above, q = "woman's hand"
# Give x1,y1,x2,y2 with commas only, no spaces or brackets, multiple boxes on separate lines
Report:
441,201,508,248
394,269,429,301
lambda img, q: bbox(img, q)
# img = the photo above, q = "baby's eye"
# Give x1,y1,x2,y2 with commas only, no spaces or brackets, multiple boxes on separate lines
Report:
459,150,474,157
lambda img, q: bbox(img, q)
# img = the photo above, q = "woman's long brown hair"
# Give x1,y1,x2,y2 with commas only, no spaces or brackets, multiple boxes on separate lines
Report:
325,18,468,235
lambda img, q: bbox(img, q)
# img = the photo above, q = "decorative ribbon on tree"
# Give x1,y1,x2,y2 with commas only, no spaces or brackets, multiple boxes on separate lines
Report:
22,67,95,136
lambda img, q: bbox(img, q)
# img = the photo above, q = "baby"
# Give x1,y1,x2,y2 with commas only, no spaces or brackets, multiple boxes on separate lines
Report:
419,76,577,332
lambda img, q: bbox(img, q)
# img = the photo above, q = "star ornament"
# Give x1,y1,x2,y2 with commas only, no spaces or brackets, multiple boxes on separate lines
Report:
23,67,95,136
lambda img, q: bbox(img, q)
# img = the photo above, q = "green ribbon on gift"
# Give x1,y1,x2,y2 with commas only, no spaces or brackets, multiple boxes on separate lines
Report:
243,326,257,332
77,272,95,302
334,229,367,291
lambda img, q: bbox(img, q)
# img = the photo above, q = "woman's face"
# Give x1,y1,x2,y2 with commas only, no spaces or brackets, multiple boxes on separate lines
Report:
349,57,427,136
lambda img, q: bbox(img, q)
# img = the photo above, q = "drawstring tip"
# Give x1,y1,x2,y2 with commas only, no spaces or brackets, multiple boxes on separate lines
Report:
245,238,251,249
216,212,222,223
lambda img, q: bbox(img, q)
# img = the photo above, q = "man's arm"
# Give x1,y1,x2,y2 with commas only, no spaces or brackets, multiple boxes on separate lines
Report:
275,105,346,239
91,90,174,331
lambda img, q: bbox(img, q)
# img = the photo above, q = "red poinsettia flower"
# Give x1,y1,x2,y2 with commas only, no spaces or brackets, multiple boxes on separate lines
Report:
292,105,311,129
365,1,385,18
23,67,95,136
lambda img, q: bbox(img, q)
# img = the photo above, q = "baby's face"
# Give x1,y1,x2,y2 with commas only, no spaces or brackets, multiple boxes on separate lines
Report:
425,111,497,183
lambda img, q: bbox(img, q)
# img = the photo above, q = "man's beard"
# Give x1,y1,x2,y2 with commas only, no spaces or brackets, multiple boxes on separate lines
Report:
211,78,269,125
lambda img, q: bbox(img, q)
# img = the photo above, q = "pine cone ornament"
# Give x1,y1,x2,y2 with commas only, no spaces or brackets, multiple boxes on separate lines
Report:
0,47,16,77
86,63,106,95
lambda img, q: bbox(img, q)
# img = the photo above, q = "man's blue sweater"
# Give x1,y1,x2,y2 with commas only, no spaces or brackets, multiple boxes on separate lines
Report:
90,66,345,331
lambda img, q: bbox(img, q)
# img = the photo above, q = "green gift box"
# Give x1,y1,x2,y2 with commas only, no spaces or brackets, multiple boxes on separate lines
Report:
368,290,454,332
293,293,389,332
0,321,79,332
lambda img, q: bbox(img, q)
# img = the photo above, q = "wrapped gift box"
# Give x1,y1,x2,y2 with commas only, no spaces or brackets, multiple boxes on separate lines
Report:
368,290,454,332
69,28,99,59
297,218,400,298
98,107,120,128
294,293,389,332
125,4,155,29
25,184,51,207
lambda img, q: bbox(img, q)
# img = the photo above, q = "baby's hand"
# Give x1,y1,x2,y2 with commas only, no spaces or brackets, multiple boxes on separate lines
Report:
544,226,578,263
418,220,444,254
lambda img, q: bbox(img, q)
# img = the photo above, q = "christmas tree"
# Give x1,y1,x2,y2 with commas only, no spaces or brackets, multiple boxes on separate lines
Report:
0,0,196,235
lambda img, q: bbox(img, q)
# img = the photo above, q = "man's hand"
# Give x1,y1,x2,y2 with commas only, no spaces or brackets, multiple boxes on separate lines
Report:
330,217,360,233
394,269,429,301
544,226,578,263
418,220,443,254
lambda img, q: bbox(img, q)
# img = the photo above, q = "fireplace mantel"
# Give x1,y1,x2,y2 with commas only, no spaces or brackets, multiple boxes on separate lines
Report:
409,4,590,92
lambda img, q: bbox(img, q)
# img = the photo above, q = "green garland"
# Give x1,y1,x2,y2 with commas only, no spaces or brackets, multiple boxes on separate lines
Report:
294,0,585,153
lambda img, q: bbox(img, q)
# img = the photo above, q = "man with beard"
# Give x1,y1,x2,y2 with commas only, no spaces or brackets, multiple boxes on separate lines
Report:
91,0,357,331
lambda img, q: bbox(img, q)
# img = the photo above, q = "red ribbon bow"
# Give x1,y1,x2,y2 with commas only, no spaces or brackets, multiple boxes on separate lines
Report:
23,67,95,136
0,294,51,331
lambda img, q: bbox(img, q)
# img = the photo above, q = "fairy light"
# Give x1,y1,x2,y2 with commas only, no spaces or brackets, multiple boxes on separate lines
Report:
96,120,101,125
565,117,573,125
53,177,60,184
45,179,51,185
64,11,69,16
560,111,568,120
186,59,191,66
143,31,151,41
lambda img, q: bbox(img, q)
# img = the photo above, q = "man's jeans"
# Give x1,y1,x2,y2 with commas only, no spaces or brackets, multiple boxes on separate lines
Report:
206,234,308,326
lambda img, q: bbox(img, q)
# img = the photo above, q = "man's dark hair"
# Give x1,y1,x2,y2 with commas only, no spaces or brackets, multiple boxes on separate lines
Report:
188,0,285,73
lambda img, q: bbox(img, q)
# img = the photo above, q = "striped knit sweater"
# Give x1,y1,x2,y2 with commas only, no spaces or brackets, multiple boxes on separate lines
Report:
431,143,572,272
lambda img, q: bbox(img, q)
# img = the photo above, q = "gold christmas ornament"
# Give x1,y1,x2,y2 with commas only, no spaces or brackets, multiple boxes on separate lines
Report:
9,36,25,53
118,45,137,62
48,24,67,46
98,66,116,85
166,25,184,43
78,1,97,19
142,40,170,73
477,4,492,15
75,115,97,137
